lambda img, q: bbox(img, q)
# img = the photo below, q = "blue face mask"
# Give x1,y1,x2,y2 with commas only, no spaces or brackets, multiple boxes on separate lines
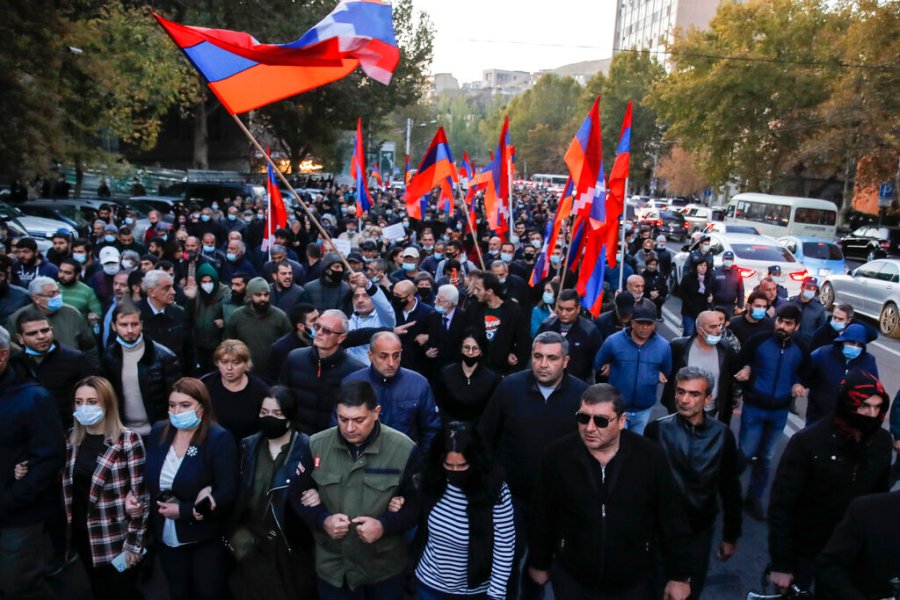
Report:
802,289,816,300
226,252,238,262
104,235,116,243
73,405,105,427
751,307,767,320
211,204,219,211
203,245,216,253
169,409,201,431
434,304,448,315
24,343,56,357
402,262,416,272
46,295,64,312
72,252,86,264
704,334,722,346
549,255,561,266
433,252,443,260
124,217,134,226
308,326,316,339
542,292,554,305
500,252,514,262
422,245,434,252
830,318,846,332
227,214,237,221
842,344,862,360
200,214,211,222
117,335,142,349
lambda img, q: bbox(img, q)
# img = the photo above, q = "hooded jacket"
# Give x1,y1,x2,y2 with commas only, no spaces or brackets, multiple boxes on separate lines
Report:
303,252,350,312
805,324,878,424
188,262,229,351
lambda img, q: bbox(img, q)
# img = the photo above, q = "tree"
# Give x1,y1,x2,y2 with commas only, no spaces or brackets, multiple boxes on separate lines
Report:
580,51,665,193
650,0,843,191
656,146,708,197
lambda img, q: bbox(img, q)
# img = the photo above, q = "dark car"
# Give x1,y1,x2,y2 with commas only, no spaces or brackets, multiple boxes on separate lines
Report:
162,182,265,205
839,225,900,262
640,209,689,242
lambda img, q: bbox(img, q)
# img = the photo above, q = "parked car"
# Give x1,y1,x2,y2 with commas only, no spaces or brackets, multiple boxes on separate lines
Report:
124,195,182,216
0,201,76,250
638,209,689,242
682,205,726,233
838,225,900,262
777,236,848,279
820,259,900,338
672,232,807,298
162,181,265,205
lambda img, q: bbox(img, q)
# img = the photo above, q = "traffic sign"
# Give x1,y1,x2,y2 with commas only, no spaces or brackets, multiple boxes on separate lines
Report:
878,182,895,208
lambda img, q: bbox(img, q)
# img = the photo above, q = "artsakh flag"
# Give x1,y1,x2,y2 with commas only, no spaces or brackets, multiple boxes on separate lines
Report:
605,102,632,267
405,126,458,219
351,118,372,213
565,97,604,222
263,149,287,251
153,0,399,114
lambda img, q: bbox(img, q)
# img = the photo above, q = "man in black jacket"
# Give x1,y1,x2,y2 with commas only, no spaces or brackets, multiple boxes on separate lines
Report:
537,289,603,382
0,327,65,599
593,290,635,342
279,309,363,435
424,283,466,370
528,383,693,600
138,269,194,374
662,310,739,424
767,369,892,593
466,270,529,375
103,302,182,437
391,280,433,374
646,367,742,598
479,331,588,599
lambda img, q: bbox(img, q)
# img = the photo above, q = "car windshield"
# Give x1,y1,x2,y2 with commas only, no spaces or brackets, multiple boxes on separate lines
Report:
659,211,682,221
802,241,843,260
730,243,797,263
726,225,760,235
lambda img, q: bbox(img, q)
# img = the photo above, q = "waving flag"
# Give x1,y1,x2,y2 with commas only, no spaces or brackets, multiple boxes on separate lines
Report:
605,102,632,267
371,163,383,190
263,149,287,251
459,151,473,184
439,178,455,216
405,126,458,219
565,97,604,221
530,177,573,286
351,118,372,213
154,0,399,114
529,219,555,287
404,154,412,186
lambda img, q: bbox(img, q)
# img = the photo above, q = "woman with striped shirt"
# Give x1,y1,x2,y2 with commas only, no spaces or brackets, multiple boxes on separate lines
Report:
414,421,515,599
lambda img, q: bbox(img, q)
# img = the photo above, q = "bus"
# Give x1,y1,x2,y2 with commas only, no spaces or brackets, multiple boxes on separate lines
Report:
725,193,838,239
532,174,568,192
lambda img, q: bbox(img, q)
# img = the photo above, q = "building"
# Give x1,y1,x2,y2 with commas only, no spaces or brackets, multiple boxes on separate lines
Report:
538,59,611,86
482,69,532,93
432,73,460,94
613,0,724,58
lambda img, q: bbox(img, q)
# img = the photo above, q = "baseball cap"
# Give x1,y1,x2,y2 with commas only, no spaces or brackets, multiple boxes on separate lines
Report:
99,246,121,265
632,299,658,322
347,252,364,264
802,276,819,288
360,240,377,250
768,265,782,276
723,251,735,260
401,247,420,259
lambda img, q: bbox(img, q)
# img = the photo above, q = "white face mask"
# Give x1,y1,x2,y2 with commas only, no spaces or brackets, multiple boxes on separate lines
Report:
200,282,215,294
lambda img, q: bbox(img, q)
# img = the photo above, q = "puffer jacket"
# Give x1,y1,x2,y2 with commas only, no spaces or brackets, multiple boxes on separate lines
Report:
103,337,182,424
738,332,807,410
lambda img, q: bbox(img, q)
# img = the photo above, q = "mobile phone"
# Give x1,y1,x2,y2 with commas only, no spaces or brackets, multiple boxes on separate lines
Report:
194,495,213,518
158,490,176,504
111,547,146,573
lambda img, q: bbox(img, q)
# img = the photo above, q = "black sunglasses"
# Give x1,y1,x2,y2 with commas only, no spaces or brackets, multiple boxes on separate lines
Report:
575,412,615,428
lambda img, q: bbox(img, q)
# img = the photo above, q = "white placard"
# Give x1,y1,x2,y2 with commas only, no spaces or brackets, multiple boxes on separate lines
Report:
333,238,352,257
382,222,406,242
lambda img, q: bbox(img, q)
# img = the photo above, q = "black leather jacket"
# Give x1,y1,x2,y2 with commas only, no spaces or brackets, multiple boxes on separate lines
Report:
644,413,742,541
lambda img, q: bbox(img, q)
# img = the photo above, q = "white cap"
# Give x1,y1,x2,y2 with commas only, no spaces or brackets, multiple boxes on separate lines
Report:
99,246,121,265
656,234,667,243
401,247,420,259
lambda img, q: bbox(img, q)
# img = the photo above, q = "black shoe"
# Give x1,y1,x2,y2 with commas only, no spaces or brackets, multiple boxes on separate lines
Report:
744,497,767,522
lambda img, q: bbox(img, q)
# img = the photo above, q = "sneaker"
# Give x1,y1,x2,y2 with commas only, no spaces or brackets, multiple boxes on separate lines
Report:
744,497,767,522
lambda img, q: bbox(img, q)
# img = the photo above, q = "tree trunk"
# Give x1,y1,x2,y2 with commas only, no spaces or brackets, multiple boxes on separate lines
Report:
193,99,208,169
74,159,83,199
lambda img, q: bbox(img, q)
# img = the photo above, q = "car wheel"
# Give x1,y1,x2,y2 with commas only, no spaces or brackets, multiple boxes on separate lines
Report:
880,302,900,339
866,249,877,263
819,282,834,310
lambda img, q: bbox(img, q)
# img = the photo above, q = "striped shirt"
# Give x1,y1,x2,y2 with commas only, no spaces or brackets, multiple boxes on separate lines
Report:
415,482,515,598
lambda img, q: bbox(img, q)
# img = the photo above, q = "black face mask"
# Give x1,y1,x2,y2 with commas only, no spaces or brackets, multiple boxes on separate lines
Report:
461,355,481,367
258,416,289,439
417,288,433,302
324,269,343,283
252,300,269,313
446,469,471,488
524,254,535,263
847,413,882,437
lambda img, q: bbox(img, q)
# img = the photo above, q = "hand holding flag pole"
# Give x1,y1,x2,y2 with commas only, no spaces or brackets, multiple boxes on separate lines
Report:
554,213,578,313
454,186,486,271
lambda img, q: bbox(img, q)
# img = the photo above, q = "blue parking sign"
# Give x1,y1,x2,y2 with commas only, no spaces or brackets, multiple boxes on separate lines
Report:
879,182,895,200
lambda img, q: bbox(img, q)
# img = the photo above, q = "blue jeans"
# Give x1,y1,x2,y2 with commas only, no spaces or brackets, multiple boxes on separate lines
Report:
0,523,52,599
682,315,697,337
739,403,789,502
625,407,653,435
317,572,406,600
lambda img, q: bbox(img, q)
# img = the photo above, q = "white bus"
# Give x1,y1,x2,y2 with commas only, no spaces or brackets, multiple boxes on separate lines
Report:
532,173,568,192
725,193,838,239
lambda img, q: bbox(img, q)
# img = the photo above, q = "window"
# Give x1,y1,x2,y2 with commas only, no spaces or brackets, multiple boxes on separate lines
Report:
856,262,883,279
877,262,899,283
801,242,843,260
735,200,790,227
793,207,836,226
730,244,797,263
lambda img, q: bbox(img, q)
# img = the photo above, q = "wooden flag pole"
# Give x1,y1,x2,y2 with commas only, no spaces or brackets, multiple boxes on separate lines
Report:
554,213,577,313
229,112,352,272
457,187,486,271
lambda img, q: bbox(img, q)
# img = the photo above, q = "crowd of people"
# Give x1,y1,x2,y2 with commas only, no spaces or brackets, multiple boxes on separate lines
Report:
0,184,899,600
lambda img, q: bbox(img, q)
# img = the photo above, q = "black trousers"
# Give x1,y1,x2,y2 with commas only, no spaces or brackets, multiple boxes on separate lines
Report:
72,527,142,600
158,537,226,600
549,563,653,600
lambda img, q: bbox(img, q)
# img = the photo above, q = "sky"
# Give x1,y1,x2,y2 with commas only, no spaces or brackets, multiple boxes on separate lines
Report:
413,0,619,84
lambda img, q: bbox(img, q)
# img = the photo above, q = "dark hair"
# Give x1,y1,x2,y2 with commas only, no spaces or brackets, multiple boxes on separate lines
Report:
472,271,502,296
230,272,252,285
747,291,768,306
72,238,92,251
289,302,317,329
338,380,378,410
421,421,503,505
51,231,71,242
127,269,144,292
306,242,322,259
835,303,854,318
112,301,142,323
447,239,464,252
140,253,158,266
59,257,81,272
15,308,49,334
557,288,580,304
261,385,298,422
164,377,215,445
581,383,624,416
118,226,132,236
459,326,488,355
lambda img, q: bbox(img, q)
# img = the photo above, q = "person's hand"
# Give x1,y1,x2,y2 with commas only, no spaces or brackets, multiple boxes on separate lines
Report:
425,347,438,358
659,372,668,384
192,486,216,521
734,366,751,382
124,490,143,517
716,540,736,561
387,496,405,512
157,501,180,519
125,550,143,568
508,353,518,366
791,384,808,398
323,514,351,540
394,321,415,336
349,272,368,289
351,516,384,544
528,567,549,585
894,439,900,453
214,319,224,328
415,333,429,346
664,580,691,600
769,571,793,591
183,277,197,299
13,461,28,480
650,290,659,299
300,489,321,507
600,364,611,378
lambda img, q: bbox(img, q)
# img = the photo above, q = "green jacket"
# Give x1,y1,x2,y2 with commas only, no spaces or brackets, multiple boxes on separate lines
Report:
223,304,290,377
6,303,98,363
59,280,102,318
187,284,229,351
309,424,416,589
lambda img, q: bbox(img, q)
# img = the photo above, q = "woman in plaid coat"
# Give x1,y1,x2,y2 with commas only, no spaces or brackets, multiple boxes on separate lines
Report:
62,376,148,598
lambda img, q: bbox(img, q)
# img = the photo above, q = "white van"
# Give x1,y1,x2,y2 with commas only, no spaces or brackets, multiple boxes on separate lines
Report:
683,204,726,232
725,193,838,240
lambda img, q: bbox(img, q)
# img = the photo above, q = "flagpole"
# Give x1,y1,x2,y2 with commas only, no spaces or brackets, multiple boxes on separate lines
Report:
457,188,486,271
618,177,629,291
555,214,576,313
228,112,352,272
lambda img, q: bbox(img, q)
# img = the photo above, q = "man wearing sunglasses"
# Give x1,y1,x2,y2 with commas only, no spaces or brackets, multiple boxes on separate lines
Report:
646,366,742,599
528,383,693,599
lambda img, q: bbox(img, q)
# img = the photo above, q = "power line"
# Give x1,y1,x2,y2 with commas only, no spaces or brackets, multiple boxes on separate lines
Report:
613,47,900,73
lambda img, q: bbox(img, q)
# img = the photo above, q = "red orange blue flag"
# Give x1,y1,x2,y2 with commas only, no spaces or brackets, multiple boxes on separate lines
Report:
565,97,604,222
351,118,372,213
264,149,287,251
153,0,399,114
405,126,458,219
605,101,632,267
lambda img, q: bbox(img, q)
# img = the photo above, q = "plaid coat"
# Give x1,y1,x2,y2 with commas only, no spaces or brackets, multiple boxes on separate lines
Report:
62,430,148,566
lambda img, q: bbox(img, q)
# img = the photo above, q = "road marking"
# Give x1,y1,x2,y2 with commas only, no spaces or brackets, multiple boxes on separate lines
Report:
870,340,900,359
